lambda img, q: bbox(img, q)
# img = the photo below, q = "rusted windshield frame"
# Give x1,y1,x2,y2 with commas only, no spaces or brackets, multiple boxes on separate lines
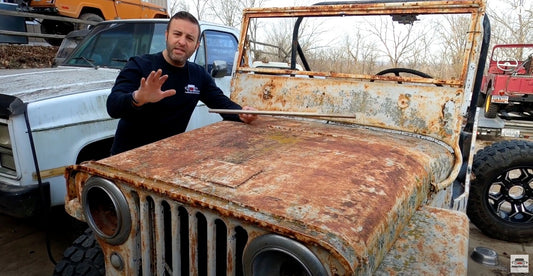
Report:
236,0,487,87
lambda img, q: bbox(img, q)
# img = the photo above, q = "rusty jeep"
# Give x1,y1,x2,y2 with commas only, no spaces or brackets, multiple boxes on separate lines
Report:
57,0,489,275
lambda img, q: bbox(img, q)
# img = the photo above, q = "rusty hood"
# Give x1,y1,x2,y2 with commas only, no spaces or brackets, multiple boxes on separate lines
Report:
78,117,455,270
0,66,118,103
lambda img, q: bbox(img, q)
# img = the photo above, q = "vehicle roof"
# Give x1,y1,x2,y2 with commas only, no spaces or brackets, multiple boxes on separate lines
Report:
95,19,239,36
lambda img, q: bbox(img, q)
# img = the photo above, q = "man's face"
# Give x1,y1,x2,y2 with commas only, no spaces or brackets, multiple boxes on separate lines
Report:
164,18,200,67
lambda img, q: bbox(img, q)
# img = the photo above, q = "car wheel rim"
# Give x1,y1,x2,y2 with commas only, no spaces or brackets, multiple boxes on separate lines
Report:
486,166,533,223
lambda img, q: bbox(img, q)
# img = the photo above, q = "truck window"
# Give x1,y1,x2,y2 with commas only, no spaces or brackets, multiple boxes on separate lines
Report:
194,30,238,75
148,23,166,54
65,22,166,69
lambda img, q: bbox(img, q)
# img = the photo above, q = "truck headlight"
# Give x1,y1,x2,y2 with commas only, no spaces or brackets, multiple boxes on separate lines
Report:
243,234,328,276
82,177,131,245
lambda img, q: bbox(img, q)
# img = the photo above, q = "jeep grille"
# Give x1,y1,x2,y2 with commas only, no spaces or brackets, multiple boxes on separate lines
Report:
133,191,249,275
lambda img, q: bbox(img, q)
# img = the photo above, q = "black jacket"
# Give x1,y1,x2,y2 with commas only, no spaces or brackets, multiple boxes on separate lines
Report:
107,52,241,155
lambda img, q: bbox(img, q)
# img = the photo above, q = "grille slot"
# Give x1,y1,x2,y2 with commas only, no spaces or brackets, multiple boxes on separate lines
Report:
135,192,249,275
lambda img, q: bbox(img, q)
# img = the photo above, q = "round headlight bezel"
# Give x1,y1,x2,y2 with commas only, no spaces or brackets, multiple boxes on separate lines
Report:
243,234,328,276
82,176,131,245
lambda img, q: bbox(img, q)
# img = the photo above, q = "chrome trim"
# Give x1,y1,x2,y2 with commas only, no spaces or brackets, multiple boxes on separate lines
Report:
82,177,131,245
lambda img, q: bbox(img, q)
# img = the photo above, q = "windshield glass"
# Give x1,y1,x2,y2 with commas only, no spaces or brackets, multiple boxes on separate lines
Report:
491,45,533,62
64,22,167,69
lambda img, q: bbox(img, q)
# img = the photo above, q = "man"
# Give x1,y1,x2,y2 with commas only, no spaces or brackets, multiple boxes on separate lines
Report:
107,11,257,155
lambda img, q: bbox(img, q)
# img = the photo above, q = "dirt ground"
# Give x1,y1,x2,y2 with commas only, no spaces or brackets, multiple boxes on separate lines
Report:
0,44,58,69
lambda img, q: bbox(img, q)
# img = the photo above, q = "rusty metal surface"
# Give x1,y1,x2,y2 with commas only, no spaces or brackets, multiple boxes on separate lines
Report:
375,206,470,275
230,73,465,148
74,117,455,273
233,0,486,159
61,0,489,273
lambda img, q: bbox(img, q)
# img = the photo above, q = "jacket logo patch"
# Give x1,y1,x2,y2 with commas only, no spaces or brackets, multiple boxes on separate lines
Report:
185,84,200,94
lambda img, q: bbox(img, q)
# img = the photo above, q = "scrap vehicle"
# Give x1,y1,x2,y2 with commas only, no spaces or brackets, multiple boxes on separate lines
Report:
12,0,168,45
56,0,489,275
0,19,240,218
478,44,533,119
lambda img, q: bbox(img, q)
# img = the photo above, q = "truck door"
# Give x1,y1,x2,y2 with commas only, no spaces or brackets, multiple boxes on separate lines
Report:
186,29,239,131
114,0,142,19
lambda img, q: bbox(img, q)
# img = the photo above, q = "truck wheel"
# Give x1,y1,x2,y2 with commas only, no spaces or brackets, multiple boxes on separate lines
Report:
467,140,533,243
483,94,499,118
53,228,105,276
78,13,104,31
40,19,74,46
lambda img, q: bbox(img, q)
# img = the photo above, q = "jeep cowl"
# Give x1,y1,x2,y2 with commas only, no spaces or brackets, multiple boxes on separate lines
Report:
61,0,489,275
0,19,239,218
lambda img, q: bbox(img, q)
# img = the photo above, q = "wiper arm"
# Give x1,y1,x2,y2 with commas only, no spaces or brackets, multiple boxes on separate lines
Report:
72,56,99,69
111,58,128,63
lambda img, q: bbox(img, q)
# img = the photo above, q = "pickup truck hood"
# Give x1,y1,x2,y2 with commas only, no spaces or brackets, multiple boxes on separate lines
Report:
77,117,455,271
0,67,119,103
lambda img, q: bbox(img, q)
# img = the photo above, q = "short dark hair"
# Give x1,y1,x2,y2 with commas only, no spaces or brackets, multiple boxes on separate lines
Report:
167,11,201,38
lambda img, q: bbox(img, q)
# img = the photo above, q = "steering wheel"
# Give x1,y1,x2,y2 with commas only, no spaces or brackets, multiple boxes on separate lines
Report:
374,68,440,85
496,57,519,71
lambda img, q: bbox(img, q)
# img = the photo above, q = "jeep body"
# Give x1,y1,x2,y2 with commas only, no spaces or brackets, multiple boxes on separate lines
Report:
0,19,239,217
63,1,488,275
479,44,533,118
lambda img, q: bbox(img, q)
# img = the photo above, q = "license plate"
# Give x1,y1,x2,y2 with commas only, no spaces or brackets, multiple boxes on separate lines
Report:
491,95,509,103
500,128,520,138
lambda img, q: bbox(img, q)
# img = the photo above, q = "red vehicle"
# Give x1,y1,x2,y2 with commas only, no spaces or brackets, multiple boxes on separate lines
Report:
479,44,533,118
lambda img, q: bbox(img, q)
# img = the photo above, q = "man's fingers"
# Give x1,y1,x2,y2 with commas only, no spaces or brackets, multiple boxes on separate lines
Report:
161,89,177,98
147,70,157,80
158,74,169,85
239,106,258,123
136,70,172,105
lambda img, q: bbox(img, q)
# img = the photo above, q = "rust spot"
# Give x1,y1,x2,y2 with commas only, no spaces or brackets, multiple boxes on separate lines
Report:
398,94,410,109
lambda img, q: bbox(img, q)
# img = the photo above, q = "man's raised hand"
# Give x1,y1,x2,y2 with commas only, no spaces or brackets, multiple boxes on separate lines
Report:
132,69,177,106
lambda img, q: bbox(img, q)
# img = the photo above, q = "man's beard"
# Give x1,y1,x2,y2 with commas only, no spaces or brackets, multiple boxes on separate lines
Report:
166,44,188,66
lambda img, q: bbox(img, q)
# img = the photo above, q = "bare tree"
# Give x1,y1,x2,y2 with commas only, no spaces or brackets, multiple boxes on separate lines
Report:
344,32,378,74
170,0,209,20
433,15,471,78
250,17,326,68
365,16,427,68
205,0,266,28
487,0,532,45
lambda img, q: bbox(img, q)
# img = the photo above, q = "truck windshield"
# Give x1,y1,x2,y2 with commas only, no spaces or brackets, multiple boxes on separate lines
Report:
64,22,167,69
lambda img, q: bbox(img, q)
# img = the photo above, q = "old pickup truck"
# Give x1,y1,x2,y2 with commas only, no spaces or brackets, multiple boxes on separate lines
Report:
57,0,489,275
0,19,239,218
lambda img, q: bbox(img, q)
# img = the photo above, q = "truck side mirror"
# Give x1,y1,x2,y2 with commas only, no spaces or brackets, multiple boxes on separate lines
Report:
211,60,228,78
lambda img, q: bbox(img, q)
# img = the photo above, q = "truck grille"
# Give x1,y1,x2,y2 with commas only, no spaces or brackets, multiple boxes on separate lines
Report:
133,191,249,276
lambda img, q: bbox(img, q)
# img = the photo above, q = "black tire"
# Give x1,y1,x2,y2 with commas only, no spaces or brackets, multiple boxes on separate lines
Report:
483,93,499,118
40,19,74,46
53,228,105,276
77,13,104,31
467,140,533,243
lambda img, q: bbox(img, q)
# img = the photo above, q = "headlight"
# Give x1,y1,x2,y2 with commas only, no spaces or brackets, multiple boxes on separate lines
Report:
82,177,131,245
0,124,11,148
243,234,328,276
